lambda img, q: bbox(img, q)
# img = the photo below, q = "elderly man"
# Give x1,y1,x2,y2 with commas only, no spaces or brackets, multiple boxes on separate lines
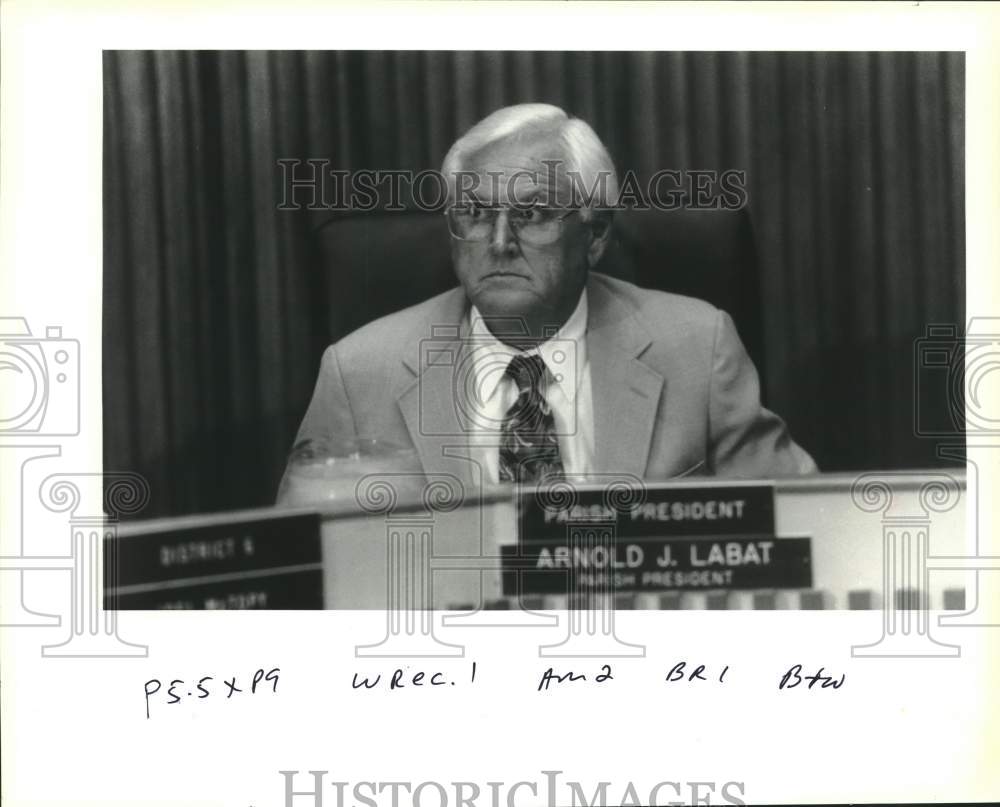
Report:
287,103,816,490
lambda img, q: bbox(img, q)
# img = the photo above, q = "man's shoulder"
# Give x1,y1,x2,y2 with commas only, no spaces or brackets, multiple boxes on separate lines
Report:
589,273,735,388
589,272,721,335
331,286,467,366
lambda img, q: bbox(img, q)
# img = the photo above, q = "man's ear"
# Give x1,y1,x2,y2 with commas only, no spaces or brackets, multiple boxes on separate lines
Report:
586,210,614,268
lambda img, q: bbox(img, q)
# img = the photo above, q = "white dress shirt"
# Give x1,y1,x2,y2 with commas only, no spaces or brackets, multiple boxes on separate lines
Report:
465,291,595,484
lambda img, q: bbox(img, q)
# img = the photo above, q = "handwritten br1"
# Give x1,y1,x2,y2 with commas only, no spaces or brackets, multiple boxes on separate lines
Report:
665,661,730,684
143,667,279,719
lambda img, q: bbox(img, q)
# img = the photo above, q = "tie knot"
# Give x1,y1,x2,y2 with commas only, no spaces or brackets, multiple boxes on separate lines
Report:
505,353,546,393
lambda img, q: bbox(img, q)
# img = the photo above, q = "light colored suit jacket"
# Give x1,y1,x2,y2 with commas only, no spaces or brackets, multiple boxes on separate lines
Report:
288,272,816,489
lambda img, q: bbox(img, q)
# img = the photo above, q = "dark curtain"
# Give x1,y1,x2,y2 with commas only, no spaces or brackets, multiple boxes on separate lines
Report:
103,51,965,519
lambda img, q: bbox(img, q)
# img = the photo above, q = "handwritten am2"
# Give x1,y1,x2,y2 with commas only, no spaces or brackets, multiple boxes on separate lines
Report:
143,667,279,719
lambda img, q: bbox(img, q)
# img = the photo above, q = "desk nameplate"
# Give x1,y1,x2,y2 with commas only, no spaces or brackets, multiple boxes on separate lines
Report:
105,512,322,609
518,483,775,542
501,536,812,594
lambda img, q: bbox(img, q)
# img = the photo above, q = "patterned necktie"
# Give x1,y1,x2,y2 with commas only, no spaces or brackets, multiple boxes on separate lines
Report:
498,353,565,483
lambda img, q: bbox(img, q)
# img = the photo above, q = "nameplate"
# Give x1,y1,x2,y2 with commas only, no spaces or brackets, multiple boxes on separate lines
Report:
104,512,323,609
501,536,812,594
518,483,775,542
108,568,324,610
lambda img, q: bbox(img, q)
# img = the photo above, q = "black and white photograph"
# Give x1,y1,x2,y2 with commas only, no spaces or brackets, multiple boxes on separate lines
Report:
101,50,970,612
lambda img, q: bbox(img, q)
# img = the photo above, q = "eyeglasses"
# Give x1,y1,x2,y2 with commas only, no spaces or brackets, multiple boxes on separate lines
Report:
445,203,579,246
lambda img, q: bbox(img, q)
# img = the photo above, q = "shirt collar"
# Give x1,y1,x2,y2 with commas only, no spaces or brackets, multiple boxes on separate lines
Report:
468,289,588,405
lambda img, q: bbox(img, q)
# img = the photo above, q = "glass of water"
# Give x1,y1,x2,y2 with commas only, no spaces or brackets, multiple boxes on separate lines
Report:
276,437,424,509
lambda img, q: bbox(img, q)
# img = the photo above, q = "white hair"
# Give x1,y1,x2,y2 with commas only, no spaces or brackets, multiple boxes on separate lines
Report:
441,103,618,218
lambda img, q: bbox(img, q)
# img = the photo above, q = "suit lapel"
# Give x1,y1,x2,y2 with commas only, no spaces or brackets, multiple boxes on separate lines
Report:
394,275,665,484
396,290,479,489
586,275,664,479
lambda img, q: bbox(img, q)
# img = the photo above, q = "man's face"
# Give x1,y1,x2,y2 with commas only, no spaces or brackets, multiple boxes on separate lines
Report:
450,133,606,335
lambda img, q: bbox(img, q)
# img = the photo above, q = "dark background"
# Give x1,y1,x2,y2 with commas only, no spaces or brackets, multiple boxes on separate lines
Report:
103,51,965,519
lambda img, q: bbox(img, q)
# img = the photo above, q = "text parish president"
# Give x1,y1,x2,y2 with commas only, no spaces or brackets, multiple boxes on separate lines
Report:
287,104,816,488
